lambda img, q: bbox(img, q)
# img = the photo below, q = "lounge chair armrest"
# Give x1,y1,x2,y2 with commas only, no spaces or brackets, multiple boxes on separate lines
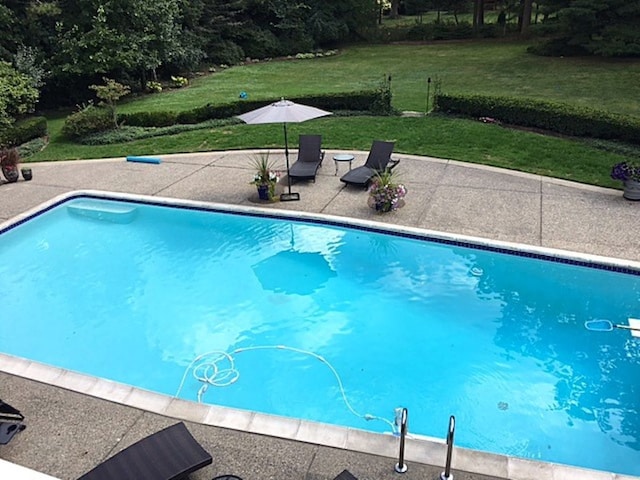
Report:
388,159,400,171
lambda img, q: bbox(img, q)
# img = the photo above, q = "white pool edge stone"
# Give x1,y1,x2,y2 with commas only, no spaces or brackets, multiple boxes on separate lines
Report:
1,352,629,480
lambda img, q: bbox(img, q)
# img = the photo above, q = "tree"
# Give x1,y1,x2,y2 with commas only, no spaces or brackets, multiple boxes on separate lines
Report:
0,3,16,60
548,0,640,57
389,0,400,19
184,0,246,64
404,0,430,21
0,61,39,129
89,77,130,128
473,0,485,29
520,0,533,35
448,0,472,24
54,0,194,86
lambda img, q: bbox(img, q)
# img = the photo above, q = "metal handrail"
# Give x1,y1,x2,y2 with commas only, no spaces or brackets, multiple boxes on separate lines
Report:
440,415,456,480
394,408,408,473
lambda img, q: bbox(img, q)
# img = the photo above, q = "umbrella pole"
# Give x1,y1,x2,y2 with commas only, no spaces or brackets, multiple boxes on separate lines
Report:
280,122,300,201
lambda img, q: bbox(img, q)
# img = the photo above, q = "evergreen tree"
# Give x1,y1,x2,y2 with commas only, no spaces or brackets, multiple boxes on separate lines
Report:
537,0,640,57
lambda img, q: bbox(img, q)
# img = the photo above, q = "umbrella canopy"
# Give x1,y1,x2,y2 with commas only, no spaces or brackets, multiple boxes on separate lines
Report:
237,98,332,201
237,99,332,125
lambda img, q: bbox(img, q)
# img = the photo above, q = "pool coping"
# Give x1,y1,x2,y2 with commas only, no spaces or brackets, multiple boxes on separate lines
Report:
2,189,639,480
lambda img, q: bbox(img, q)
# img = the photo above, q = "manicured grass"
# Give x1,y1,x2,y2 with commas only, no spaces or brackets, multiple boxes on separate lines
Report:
29,114,631,189
31,40,640,190
120,40,640,116
381,11,504,26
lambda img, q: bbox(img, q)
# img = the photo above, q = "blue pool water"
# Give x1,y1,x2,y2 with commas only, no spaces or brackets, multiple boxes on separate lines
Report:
1,196,639,475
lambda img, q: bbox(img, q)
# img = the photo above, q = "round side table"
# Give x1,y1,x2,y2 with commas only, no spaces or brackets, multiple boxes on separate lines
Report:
333,154,355,175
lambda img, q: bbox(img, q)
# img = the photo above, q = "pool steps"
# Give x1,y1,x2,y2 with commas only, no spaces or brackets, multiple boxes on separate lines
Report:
67,201,137,224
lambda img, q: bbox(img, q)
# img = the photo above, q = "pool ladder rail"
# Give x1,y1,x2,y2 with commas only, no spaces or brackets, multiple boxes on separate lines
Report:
393,411,456,479
394,407,408,473
440,415,456,480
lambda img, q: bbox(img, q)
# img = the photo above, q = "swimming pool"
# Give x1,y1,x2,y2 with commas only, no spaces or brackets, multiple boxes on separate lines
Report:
1,192,639,476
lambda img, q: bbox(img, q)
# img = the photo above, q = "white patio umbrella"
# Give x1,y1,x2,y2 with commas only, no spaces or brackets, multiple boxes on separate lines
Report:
236,98,332,201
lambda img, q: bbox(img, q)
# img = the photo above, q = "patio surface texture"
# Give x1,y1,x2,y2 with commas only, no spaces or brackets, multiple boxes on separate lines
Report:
0,148,638,480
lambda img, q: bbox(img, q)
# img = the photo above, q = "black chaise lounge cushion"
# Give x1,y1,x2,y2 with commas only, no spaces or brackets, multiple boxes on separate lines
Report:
0,399,25,422
288,134,324,181
0,399,26,445
0,422,26,445
340,140,397,188
78,422,212,480
333,470,358,480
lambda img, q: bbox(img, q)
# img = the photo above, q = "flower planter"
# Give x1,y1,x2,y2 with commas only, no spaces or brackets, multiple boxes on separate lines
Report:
367,170,407,214
257,184,270,201
250,152,279,202
368,196,406,213
1,165,19,183
623,180,640,201
21,168,32,181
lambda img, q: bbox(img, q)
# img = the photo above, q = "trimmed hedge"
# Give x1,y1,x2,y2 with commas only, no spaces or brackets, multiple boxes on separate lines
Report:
0,116,48,147
434,93,640,145
80,119,238,145
120,88,393,128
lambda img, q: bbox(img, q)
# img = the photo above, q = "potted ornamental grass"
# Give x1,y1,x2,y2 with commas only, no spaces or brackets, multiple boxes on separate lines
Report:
0,147,20,183
367,169,407,213
250,151,280,201
610,160,640,201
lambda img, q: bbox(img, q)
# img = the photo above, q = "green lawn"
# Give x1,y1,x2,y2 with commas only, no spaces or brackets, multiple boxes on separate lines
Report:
120,40,640,116
30,40,640,189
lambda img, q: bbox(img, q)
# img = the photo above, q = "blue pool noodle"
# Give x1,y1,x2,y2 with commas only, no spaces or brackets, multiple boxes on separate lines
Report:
126,156,162,164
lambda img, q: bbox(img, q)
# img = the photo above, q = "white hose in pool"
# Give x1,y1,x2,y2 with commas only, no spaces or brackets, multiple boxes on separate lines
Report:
175,345,397,433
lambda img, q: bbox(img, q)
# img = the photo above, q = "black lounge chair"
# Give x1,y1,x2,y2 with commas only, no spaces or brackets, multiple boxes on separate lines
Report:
0,399,26,445
333,470,357,480
340,140,398,189
288,134,324,182
78,422,212,480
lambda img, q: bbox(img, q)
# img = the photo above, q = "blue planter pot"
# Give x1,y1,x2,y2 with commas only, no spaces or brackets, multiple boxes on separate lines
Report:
257,184,270,201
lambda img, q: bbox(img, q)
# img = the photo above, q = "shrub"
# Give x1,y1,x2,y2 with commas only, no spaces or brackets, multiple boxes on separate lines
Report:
118,88,394,129
80,119,239,145
146,81,162,93
0,116,47,147
61,105,114,139
527,37,590,57
120,110,178,128
206,40,245,66
170,76,188,88
434,93,640,145
237,28,282,59
17,137,48,158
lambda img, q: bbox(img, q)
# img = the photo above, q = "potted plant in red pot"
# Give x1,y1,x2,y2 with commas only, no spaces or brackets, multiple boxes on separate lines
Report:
0,148,20,183
611,160,640,201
